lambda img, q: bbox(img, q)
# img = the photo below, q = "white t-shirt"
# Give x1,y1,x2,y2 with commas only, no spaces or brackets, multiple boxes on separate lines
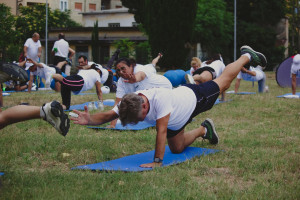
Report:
116,65,172,98
291,54,300,78
207,60,225,78
30,63,56,87
237,66,264,81
113,86,197,130
77,69,101,92
137,63,157,74
52,39,69,58
88,62,109,84
24,38,41,62
190,67,196,75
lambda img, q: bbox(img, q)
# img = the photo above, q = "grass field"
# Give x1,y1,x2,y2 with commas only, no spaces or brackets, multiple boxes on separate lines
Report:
0,72,299,199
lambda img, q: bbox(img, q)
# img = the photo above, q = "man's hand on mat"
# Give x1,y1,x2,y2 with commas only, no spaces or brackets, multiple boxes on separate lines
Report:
71,106,90,125
140,162,162,168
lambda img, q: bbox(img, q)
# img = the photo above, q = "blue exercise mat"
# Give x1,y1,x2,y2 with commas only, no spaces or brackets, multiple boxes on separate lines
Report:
277,92,300,98
72,146,221,172
0,172,4,176
226,90,256,95
2,92,10,96
88,120,155,131
214,99,232,105
65,100,115,111
77,93,96,96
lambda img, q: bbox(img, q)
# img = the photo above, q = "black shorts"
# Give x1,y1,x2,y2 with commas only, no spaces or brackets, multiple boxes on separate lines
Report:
193,67,216,79
167,81,220,138
62,75,84,94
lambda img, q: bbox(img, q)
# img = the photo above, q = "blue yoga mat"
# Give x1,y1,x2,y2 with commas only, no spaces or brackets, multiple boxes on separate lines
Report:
2,92,10,96
66,100,115,111
0,172,4,176
214,99,232,105
88,120,155,131
226,90,256,95
277,92,300,98
72,146,221,172
77,93,96,96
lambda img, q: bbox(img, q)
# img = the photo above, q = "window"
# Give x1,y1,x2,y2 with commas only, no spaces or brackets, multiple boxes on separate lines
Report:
60,0,68,11
75,2,82,11
108,23,120,28
101,0,110,10
89,4,96,11
132,22,138,27
100,46,110,64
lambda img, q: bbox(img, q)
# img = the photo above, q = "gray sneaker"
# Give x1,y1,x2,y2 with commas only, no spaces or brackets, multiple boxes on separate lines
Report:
184,74,196,84
240,45,267,68
0,63,28,83
41,101,70,136
201,118,219,145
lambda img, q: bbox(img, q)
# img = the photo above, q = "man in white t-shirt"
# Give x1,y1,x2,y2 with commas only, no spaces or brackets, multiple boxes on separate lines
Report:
52,33,75,70
234,65,266,93
53,64,103,110
291,54,300,95
71,45,267,168
25,59,61,92
24,32,42,62
108,57,172,128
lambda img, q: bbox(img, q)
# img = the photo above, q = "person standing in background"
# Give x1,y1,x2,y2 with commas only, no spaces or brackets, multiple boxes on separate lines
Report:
24,32,42,62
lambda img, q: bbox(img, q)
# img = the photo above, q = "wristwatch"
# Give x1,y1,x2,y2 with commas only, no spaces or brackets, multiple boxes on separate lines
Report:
154,157,163,163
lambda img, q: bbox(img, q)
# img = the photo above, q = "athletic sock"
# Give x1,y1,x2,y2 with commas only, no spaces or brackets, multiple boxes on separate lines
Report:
40,106,45,119
203,127,207,137
243,53,251,60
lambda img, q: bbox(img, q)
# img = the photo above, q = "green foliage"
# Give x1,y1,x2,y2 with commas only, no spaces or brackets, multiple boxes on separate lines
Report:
91,20,100,63
224,0,286,69
112,38,135,58
0,4,18,62
286,0,300,55
194,0,233,59
15,4,80,45
135,41,151,64
122,0,198,69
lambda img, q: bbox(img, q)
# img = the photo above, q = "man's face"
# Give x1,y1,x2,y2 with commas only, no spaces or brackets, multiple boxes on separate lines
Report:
116,62,132,79
29,65,37,72
33,34,40,42
78,57,88,66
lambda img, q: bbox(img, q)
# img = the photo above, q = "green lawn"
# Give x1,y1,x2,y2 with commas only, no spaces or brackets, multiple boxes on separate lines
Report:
0,72,299,199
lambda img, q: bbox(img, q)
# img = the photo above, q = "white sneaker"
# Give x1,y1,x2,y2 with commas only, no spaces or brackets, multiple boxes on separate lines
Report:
41,101,70,136
185,74,196,84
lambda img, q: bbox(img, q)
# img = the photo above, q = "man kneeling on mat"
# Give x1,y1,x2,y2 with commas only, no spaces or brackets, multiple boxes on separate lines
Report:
71,45,267,168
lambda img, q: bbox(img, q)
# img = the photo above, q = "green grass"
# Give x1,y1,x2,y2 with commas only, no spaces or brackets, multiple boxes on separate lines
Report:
0,72,299,199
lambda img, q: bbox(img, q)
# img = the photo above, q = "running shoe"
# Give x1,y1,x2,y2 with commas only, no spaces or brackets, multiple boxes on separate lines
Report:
201,118,219,145
240,45,267,68
41,101,70,136
184,74,196,84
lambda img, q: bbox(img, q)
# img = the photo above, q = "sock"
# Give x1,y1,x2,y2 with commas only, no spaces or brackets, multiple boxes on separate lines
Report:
203,127,207,137
40,105,46,119
242,53,251,60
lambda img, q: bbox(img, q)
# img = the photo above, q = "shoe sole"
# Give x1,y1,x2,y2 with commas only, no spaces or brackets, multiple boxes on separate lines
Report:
0,63,28,83
205,118,219,145
240,45,267,68
50,101,70,136
184,74,195,84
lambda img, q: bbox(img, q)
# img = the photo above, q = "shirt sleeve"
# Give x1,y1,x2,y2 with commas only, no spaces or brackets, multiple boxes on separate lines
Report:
38,40,42,47
116,79,126,98
24,39,29,47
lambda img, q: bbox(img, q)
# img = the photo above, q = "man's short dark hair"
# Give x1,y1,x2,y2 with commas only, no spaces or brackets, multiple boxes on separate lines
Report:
58,33,65,40
78,55,87,61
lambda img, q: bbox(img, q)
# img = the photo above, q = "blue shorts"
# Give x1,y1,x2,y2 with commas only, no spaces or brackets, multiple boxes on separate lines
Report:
167,81,220,138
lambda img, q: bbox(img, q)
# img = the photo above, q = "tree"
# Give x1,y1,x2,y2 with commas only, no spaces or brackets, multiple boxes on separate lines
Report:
112,38,135,58
193,0,233,61
91,20,100,63
286,0,300,55
15,4,80,47
122,0,198,69
224,0,286,69
0,4,17,62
